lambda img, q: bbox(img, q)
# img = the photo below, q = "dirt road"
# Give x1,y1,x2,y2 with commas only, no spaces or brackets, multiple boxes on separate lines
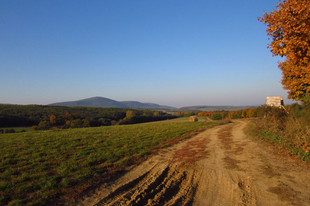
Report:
77,120,310,206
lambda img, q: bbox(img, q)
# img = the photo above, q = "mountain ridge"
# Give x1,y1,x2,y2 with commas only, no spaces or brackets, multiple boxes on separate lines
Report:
178,105,258,111
49,97,176,109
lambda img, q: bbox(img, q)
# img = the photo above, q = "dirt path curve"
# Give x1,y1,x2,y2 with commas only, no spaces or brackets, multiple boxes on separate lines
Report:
76,120,310,206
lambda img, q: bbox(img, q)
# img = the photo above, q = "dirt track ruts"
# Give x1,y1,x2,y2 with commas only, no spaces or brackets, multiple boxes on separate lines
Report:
76,120,310,206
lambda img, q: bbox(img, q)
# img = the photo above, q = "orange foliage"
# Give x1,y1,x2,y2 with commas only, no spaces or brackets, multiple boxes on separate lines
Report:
259,0,310,101
153,111,160,116
197,111,212,116
126,110,136,118
63,112,70,122
50,114,57,124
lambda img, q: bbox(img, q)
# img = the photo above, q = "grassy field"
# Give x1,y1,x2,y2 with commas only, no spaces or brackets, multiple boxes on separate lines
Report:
0,127,31,133
0,120,225,205
144,116,208,123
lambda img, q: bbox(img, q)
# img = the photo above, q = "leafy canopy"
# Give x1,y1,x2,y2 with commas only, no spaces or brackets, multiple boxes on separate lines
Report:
259,0,310,102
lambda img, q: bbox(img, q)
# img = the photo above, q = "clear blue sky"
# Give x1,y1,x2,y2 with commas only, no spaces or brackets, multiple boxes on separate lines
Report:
0,0,294,108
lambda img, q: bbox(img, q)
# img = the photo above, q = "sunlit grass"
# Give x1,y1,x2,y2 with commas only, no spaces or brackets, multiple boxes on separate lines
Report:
0,121,222,205
0,127,31,133
146,116,207,123
247,118,310,163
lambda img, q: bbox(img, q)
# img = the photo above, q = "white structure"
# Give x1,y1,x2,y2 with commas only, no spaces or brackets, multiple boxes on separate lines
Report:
266,97,284,108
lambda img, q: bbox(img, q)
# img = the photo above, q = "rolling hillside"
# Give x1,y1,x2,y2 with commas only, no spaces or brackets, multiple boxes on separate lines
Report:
178,105,257,111
49,97,176,109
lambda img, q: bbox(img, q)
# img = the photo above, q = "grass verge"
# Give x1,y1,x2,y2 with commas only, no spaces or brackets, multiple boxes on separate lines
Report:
246,118,310,163
0,120,226,205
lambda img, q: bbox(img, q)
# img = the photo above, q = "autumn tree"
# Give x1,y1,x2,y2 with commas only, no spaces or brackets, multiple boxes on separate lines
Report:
50,114,57,124
126,110,136,119
242,110,247,118
63,112,70,122
259,0,310,102
153,111,160,116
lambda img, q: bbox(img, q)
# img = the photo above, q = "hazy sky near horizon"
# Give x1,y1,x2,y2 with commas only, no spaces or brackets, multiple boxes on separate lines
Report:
0,0,295,108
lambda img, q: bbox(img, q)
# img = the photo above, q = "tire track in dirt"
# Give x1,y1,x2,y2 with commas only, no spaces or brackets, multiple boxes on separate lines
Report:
76,120,310,206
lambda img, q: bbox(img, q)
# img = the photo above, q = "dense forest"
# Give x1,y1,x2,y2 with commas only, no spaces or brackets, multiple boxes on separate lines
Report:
0,104,177,129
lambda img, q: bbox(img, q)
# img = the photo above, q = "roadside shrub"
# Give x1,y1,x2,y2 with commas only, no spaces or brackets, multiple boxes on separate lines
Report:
287,103,303,117
222,111,228,119
259,106,288,131
211,113,222,120
229,111,243,119
247,104,310,162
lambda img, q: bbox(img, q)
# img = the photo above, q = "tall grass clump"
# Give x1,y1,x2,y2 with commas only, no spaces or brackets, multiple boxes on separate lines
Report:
0,120,225,206
247,104,310,162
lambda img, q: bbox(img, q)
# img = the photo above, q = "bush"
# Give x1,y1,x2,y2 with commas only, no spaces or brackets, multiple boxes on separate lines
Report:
229,111,243,119
111,120,119,126
82,119,90,127
247,104,310,163
31,125,38,131
0,128,16,134
211,113,222,120
99,118,111,126
70,119,82,128
37,121,51,130
119,119,125,125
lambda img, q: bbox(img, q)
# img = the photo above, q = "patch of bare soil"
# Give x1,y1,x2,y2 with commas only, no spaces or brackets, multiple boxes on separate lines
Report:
75,120,310,206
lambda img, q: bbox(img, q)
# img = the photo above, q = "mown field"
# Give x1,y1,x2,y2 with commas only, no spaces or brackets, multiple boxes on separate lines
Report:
0,120,226,206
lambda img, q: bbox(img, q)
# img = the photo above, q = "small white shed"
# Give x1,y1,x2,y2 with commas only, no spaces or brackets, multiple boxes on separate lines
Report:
266,97,284,108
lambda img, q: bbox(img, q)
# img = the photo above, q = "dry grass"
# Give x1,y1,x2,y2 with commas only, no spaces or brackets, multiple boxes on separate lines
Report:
171,137,210,164
247,112,310,163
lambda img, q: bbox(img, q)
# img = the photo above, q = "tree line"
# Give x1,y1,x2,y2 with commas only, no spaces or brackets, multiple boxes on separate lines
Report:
0,104,177,130
196,108,259,120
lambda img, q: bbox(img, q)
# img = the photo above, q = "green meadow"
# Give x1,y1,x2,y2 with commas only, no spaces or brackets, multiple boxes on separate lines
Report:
0,120,223,205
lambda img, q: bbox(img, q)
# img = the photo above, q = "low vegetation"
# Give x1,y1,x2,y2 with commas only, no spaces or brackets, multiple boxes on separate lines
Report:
198,108,260,120
0,120,226,206
0,104,177,131
247,104,310,163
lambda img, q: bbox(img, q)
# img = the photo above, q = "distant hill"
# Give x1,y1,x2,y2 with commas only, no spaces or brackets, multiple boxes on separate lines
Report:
49,97,176,109
178,105,257,111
